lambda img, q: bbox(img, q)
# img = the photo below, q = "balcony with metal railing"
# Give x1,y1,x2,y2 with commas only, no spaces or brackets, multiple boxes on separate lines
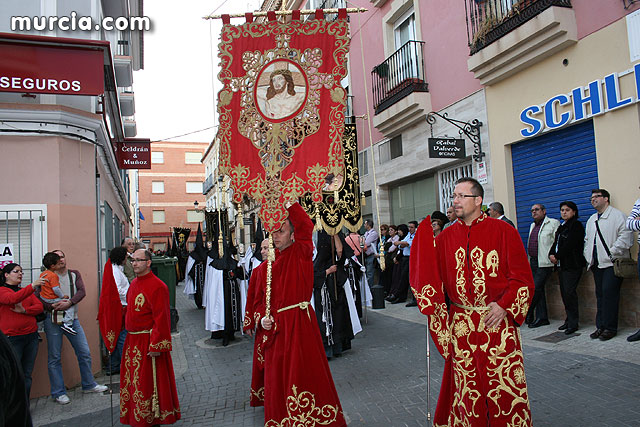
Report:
203,174,214,195
466,0,572,54
371,40,428,115
466,0,576,85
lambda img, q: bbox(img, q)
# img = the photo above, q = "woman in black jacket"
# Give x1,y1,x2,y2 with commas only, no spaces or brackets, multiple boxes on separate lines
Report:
549,201,586,335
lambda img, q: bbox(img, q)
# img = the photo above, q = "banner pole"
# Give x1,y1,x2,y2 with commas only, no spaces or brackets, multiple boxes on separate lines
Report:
204,7,367,20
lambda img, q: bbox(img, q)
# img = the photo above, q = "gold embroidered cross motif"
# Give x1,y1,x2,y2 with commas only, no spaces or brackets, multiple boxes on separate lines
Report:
486,250,499,277
265,384,339,427
134,293,145,312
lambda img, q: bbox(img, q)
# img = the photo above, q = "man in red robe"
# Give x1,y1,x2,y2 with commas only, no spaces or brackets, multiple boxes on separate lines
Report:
243,238,268,407
120,249,180,426
411,177,534,426
259,202,346,426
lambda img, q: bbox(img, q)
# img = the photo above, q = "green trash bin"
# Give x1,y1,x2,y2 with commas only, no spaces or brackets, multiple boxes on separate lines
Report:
151,255,179,332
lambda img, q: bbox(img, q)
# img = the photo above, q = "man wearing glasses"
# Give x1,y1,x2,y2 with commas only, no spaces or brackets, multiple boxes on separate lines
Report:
525,204,559,328
120,249,181,426
414,177,534,426
583,189,633,341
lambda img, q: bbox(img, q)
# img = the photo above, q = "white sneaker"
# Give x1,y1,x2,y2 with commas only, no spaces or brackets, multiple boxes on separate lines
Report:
84,384,108,393
55,394,70,405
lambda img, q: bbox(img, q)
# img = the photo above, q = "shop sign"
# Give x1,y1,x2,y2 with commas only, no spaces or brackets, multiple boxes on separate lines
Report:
0,42,104,95
428,137,466,159
116,139,151,169
0,243,14,269
520,63,640,138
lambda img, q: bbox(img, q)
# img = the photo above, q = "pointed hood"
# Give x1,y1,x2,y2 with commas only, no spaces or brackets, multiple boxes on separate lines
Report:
189,224,208,262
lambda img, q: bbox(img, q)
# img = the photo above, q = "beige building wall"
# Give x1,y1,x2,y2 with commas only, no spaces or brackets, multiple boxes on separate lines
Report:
485,17,640,327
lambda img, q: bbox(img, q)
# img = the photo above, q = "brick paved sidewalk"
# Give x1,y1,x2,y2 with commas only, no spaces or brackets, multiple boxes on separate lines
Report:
36,286,640,426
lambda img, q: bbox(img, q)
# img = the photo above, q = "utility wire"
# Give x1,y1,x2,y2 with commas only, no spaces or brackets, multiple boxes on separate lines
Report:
151,125,218,142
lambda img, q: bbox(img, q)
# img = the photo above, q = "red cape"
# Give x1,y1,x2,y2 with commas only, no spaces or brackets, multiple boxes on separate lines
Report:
97,260,122,353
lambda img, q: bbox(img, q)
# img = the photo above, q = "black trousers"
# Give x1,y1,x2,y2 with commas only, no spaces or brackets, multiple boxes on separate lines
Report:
592,266,623,332
559,268,582,329
527,257,552,321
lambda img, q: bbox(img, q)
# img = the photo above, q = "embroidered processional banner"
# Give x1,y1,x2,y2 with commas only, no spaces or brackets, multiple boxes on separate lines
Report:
300,122,362,234
217,10,350,232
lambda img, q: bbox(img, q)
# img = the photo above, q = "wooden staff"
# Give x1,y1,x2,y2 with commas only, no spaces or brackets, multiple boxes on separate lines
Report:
330,234,338,298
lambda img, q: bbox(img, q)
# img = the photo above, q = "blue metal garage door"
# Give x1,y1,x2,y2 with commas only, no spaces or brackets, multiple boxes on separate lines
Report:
511,120,598,245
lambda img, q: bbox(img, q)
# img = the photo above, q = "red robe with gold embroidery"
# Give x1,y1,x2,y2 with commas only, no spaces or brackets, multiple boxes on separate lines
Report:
243,261,266,406
411,214,534,427
120,271,180,426
260,203,346,426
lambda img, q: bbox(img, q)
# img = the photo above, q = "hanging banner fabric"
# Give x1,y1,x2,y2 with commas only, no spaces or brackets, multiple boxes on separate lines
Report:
301,123,362,234
217,11,350,232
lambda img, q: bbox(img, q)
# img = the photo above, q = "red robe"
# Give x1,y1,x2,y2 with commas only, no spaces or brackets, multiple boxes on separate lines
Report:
259,203,346,426
411,214,534,427
243,261,266,407
120,271,180,426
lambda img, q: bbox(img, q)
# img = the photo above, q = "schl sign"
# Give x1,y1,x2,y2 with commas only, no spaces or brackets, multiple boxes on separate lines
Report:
0,41,104,95
116,139,151,169
520,63,640,138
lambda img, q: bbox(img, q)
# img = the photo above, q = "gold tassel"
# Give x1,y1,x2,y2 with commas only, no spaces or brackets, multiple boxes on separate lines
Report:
218,230,224,257
237,204,244,230
378,239,386,272
361,192,366,206
151,356,160,418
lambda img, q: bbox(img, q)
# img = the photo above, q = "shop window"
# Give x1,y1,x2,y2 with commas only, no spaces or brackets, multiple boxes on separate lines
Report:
185,152,202,164
154,242,166,252
152,181,164,193
186,181,203,194
151,151,164,164
358,150,369,176
438,163,473,212
152,210,165,223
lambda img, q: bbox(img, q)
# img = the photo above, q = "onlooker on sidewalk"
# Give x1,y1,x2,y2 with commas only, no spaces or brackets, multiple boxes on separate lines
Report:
549,201,586,335
443,206,457,229
363,219,379,290
106,246,130,375
38,250,107,405
40,253,77,335
396,221,417,307
121,238,136,283
488,201,515,227
0,263,44,398
625,194,640,342
526,203,559,328
584,189,633,341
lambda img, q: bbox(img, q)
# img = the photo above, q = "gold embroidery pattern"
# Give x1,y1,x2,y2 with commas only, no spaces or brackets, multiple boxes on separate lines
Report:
149,339,172,351
265,384,340,427
251,386,265,402
134,293,145,312
218,18,350,231
256,334,268,364
414,283,451,358
119,344,180,423
243,311,252,329
470,247,487,307
106,330,116,348
447,309,530,426
301,123,362,233
454,248,472,307
507,287,531,321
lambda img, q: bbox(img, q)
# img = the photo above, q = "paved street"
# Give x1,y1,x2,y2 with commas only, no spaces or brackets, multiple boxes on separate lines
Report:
34,283,640,427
